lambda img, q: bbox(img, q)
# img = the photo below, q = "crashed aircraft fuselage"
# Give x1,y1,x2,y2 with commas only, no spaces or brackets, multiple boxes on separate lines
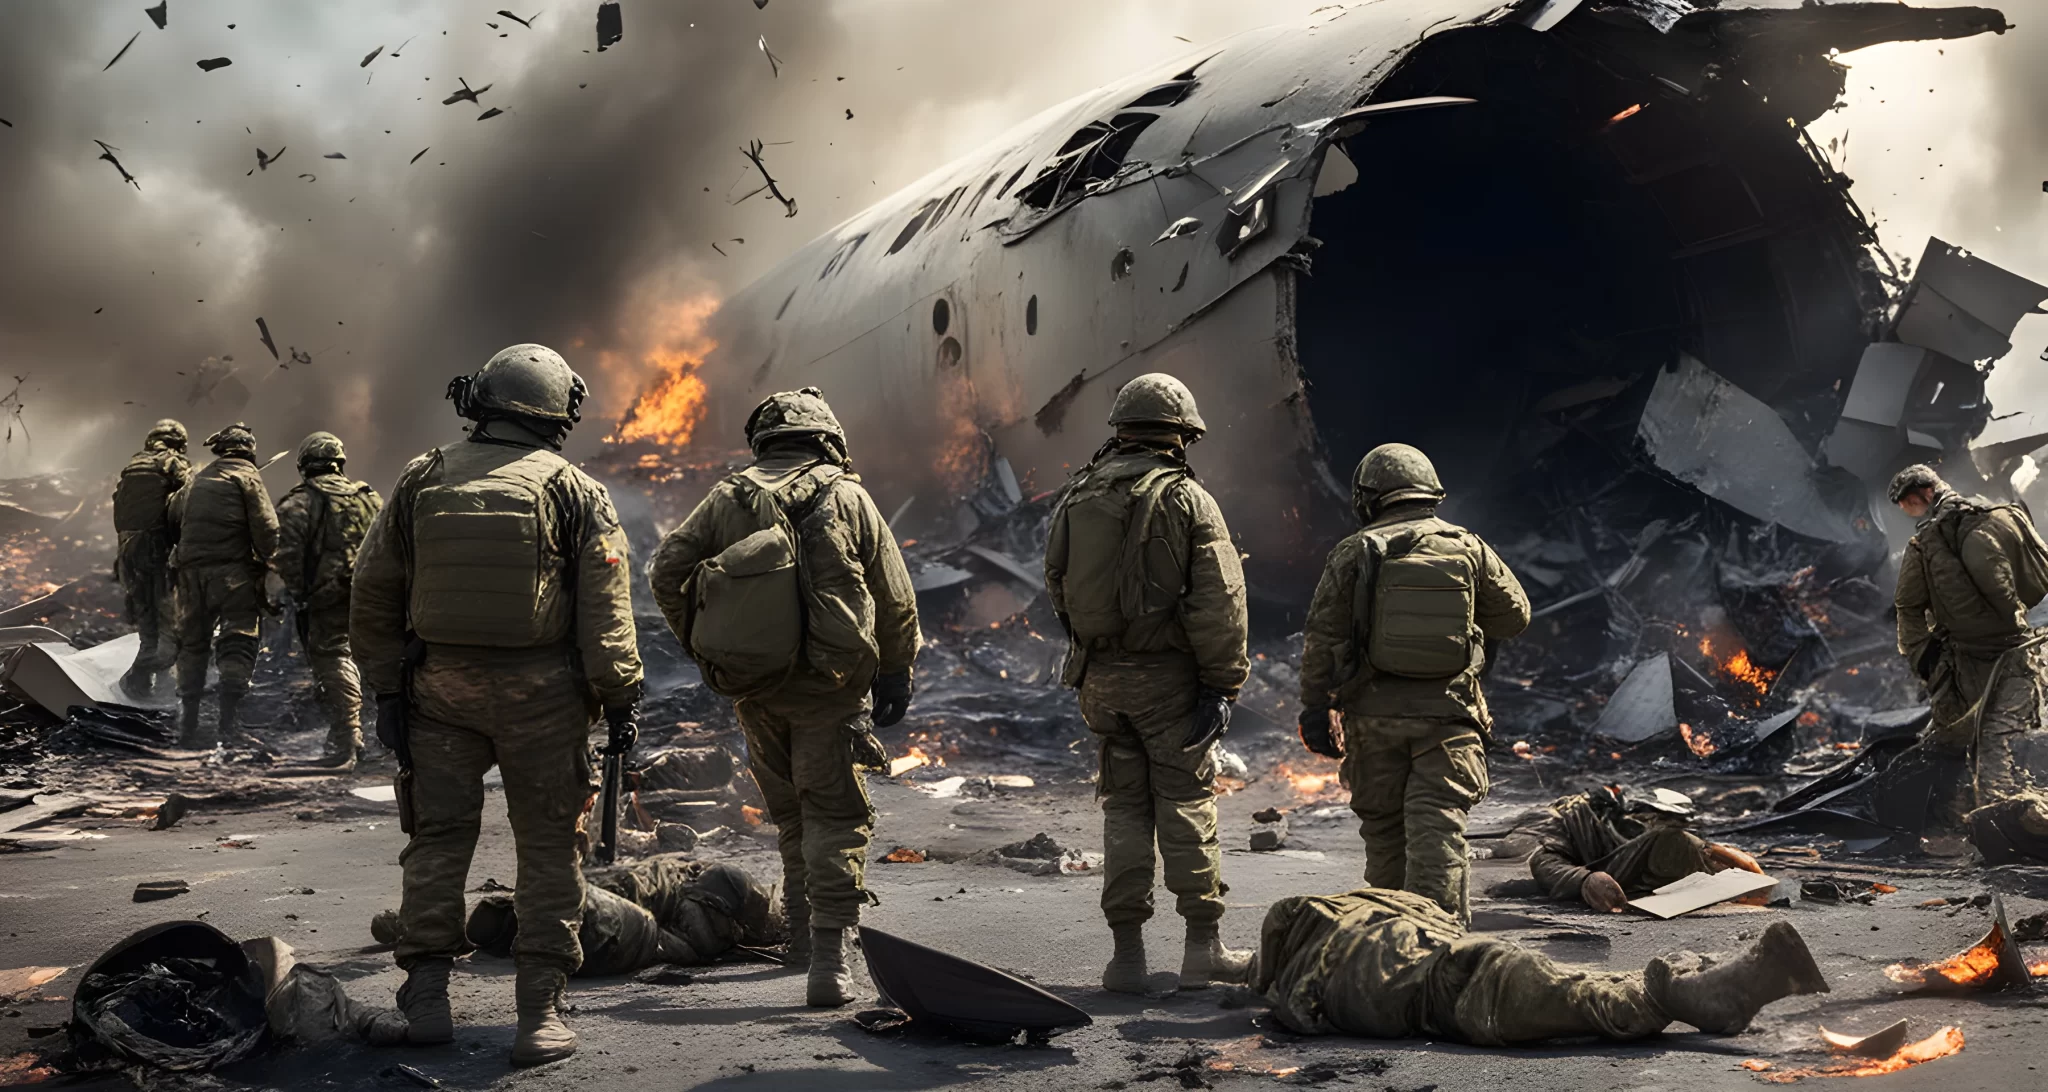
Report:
691,0,2011,610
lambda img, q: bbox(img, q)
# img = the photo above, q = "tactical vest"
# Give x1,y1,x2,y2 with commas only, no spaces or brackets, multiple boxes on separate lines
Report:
1049,462,1189,647
291,477,379,609
1351,523,1480,680
687,463,843,698
409,447,573,649
1918,500,2048,640
113,450,181,533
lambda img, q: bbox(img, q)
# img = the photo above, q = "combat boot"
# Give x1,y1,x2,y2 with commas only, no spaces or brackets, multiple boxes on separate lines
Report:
396,957,454,1045
216,682,248,742
316,722,361,769
1102,924,1148,994
784,888,812,968
1180,921,1252,989
510,965,577,1067
1645,921,1829,1034
178,696,212,750
806,927,856,1007
119,667,155,699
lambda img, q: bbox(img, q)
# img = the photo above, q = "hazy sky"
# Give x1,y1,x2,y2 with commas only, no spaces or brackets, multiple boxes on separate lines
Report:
0,0,2041,488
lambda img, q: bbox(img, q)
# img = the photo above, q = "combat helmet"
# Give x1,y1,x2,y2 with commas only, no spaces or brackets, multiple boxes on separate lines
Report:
297,431,346,475
447,343,587,426
1353,443,1445,518
1887,463,1945,504
205,423,257,457
146,418,188,452
744,386,847,452
1108,373,1205,437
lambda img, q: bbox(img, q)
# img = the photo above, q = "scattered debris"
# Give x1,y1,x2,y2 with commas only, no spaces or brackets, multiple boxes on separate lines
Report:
1592,654,1676,743
738,139,798,217
440,77,492,106
133,879,190,902
1820,1020,1911,1058
1757,1026,1965,1083
7,633,173,715
104,31,140,71
390,1063,442,1089
145,1,167,30
0,966,66,1003
254,317,278,359
497,10,537,29
151,793,191,830
1153,216,1202,243
93,139,139,190
255,146,284,170
1249,807,1289,851
858,925,1091,1043
195,57,232,72
359,45,383,67
1627,870,1777,919
72,921,269,1071
409,147,429,164
881,846,927,864
477,107,503,121
1884,897,2036,992
758,35,783,78
596,1,622,51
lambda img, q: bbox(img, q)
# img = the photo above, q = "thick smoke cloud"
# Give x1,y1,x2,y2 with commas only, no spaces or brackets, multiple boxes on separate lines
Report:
0,1,2040,491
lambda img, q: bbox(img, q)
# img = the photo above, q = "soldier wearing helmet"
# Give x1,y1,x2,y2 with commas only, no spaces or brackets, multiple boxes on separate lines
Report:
112,419,193,696
351,344,643,1066
166,422,279,747
647,385,921,1008
1295,443,1529,924
273,432,382,767
1042,373,1252,994
1888,463,2048,836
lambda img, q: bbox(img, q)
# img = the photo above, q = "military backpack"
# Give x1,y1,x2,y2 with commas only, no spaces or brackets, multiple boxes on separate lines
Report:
293,478,379,609
1048,463,1189,646
1351,524,1480,679
409,448,574,648
1929,500,2048,611
112,451,182,533
686,463,844,698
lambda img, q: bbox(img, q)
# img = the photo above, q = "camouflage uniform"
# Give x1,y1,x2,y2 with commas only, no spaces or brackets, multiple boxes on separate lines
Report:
351,344,640,1065
112,420,192,693
1298,445,1529,923
1893,471,2046,828
648,388,919,1007
465,858,784,976
1527,790,1709,906
169,425,279,746
1044,374,1251,991
1252,887,1826,1043
274,432,381,765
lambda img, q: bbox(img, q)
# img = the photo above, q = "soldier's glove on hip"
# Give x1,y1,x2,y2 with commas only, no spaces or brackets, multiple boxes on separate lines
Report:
373,693,406,752
1181,688,1234,752
848,724,889,772
871,670,913,729
603,704,639,756
1298,706,1343,759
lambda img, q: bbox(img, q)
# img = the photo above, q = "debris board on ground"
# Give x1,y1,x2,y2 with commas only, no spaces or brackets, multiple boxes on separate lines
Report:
1627,869,1777,919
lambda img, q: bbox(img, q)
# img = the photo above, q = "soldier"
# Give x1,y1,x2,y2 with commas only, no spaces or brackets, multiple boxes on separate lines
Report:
112,419,193,696
1525,787,1761,912
1296,443,1529,924
273,432,382,768
1253,887,1828,1043
168,423,279,748
1890,463,2048,831
647,387,920,1008
352,344,643,1066
1042,374,1251,994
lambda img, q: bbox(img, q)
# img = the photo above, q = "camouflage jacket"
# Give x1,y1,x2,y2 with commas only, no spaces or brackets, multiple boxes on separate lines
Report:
275,472,382,611
350,437,643,708
169,454,278,571
1897,492,2037,663
112,445,192,534
648,449,921,697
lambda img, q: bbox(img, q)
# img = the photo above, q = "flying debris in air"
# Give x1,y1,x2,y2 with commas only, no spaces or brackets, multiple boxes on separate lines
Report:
288,348,312,368
298,173,316,182
738,140,798,218
254,318,279,360
104,32,140,71
758,35,782,77
486,22,499,30
441,77,492,106
255,146,285,170
93,139,140,190
196,57,232,72
496,9,538,27
360,45,383,67
409,147,430,164
477,107,504,121
596,1,622,51
0,118,12,128
145,1,168,30
755,0,770,8
322,152,346,159
711,242,727,256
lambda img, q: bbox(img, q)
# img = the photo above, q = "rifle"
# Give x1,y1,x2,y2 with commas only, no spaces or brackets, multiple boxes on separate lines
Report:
595,709,636,865
389,636,427,834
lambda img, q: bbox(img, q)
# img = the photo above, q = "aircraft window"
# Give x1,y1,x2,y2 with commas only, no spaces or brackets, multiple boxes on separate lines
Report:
996,162,1030,199
963,172,1003,219
1124,80,1195,109
1026,294,1039,335
933,298,951,335
929,185,968,228
886,199,941,255
1016,112,1159,210
818,232,867,280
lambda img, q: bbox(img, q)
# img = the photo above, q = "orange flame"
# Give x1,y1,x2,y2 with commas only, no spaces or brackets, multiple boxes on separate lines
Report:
607,293,721,448
1680,722,1718,757
1698,634,1776,699
1272,762,1341,798
1756,1026,1965,1083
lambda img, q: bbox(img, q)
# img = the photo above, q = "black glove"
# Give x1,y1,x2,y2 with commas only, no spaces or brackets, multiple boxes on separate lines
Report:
1299,706,1343,759
374,693,407,753
1181,688,1233,752
849,725,889,771
603,704,638,756
871,670,913,729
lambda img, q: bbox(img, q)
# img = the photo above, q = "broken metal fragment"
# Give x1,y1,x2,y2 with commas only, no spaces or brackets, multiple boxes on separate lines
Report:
1894,238,2048,366
1820,1019,1911,1058
477,107,503,121
93,139,140,190
255,317,278,359
145,1,167,29
497,10,537,28
255,146,283,170
1627,869,1778,919
104,31,139,71
440,77,491,105
133,880,189,902
1884,895,2035,992
859,926,1093,1043
196,57,231,72
359,44,383,67
409,146,429,164
1153,216,1201,243
739,140,798,217
322,152,345,159
1591,654,1676,743
596,1,622,51
758,35,782,78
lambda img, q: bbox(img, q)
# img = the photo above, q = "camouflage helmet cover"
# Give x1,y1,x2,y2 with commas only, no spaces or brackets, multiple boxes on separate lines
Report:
448,343,588,425
744,386,846,450
1887,463,1945,504
204,422,257,456
146,418,188,450
297,430,346,473
1353,443,1445,513
1108,372,1206,435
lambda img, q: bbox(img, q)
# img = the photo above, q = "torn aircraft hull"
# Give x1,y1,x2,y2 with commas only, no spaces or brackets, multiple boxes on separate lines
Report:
690,0,2012,608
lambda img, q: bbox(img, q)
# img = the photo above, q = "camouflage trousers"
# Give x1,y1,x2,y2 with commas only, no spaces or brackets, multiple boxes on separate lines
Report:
296,604,362,748
174,564,263,697
1593,827,1710,898
1079,658,1224,928
1343,715,1490,924
735,686,876,931
116,530,177,677
396,646,596,974
1927,646,2041,830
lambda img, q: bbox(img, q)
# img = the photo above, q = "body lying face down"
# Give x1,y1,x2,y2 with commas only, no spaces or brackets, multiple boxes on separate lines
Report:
1249,886,1824,1045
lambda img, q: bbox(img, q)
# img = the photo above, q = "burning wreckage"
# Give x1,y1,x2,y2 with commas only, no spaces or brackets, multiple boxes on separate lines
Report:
6,0,2048,1083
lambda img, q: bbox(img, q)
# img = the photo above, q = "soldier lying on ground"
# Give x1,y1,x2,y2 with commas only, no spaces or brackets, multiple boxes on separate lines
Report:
1527,787,1763,912
1251,887,1827,1044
